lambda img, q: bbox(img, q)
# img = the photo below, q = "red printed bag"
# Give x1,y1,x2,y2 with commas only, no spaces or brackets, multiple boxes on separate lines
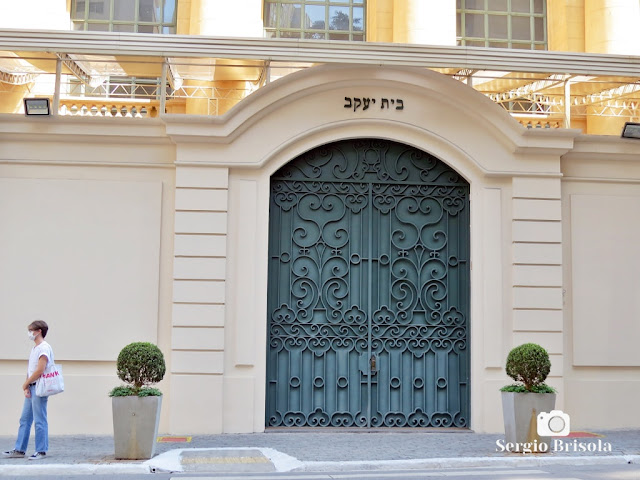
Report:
35,363,64,397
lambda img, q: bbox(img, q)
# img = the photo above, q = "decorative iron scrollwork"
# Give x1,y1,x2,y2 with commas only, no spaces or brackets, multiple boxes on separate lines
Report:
267,139,470,428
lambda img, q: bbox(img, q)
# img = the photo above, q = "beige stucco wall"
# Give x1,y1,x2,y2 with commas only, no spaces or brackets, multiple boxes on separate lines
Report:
0,118,176,435
560,136,640,429
1,65,639,436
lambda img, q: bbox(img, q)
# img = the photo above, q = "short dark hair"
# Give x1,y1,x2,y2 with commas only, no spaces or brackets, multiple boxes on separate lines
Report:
29,320,48,338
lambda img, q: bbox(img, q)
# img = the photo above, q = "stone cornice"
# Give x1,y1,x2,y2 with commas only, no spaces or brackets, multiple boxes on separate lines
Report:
1,29,640,76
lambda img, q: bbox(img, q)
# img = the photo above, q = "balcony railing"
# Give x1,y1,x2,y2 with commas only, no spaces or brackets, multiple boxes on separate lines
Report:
59,98,160,118
516,116,563,129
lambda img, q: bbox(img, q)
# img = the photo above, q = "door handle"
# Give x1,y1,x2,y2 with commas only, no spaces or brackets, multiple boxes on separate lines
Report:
359,353,378,376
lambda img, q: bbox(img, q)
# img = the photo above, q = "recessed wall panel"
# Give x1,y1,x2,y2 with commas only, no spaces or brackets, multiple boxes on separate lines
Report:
0,178,162,361
571,194,640,366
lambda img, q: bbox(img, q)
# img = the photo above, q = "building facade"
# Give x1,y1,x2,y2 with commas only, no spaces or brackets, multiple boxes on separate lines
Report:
0,1,639,436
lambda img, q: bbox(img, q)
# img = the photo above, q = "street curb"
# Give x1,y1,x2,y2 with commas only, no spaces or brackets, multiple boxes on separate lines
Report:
1,454,637,475
300,455,640,472
0,463,150,476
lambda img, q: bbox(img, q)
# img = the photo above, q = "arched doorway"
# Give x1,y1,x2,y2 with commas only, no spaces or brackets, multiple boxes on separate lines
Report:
266,139,470,428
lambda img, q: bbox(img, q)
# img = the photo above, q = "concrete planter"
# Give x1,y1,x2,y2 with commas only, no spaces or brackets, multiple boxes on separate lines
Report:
501,391,556,451
112,395,162,459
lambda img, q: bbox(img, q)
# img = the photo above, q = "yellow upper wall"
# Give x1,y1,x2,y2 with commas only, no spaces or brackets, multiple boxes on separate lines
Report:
547,0,586,52
1,0,639,129
392,0,456,45
0,0,637,55
548,0,640,55
180,0,263,36
180,0,458,45
584,0,640,54
370,0,638,53
177,0,192,34
367,0,394,43
0,0,70,29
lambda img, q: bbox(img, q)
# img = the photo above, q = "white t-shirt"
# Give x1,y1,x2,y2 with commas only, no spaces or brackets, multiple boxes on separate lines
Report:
28,341,53,378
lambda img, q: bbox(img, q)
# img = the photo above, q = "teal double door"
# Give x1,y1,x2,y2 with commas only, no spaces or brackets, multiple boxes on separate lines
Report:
266,139,470,428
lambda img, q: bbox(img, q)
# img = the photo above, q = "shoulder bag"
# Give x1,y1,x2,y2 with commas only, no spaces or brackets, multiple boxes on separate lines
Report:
35,350,64,397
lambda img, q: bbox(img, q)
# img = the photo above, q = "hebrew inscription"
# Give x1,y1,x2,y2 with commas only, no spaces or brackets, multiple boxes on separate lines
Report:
344,97,404,112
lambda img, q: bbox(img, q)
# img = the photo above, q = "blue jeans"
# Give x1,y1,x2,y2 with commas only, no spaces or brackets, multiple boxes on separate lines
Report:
14,385,48,453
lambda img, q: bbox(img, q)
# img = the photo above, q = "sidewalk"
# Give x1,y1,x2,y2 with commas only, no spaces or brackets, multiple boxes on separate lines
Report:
1,429,639,475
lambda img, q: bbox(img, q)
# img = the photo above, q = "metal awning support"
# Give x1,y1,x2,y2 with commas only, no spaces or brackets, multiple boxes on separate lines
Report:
489,74,569,102
0,69,39,85
579,82,640,106
2,29,639,124
53,57,61,115
57,53,94,86
264,60,271,85
167,61,182,90
160,61,167,115
564,77,572,128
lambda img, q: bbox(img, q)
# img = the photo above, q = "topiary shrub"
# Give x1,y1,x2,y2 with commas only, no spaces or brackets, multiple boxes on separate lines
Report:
109,342,166,397
501,343,555,393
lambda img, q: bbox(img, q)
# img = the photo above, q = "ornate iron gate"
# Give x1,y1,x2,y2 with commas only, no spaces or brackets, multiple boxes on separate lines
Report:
266,139,470,428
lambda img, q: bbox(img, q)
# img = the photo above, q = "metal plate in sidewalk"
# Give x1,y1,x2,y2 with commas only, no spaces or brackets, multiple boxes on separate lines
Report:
158,436,192,443
180,449,276,473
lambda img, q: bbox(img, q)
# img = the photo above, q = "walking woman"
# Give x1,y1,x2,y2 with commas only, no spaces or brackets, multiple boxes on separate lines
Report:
2,320,54,460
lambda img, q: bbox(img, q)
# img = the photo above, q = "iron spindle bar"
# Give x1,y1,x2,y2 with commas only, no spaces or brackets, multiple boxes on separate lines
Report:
348,203,353,418
387,197,393,423
286,205,293,314
466,193,471,423
284,203,291,420
454,205,459,418
299,333,303,414
445,209,451,416
322,342,326,425
287,341,292,416
422,350,427,417
367,183,373,428
357,191,364,424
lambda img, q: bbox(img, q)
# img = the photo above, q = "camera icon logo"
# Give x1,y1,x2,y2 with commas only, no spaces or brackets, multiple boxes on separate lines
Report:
537,410,571,436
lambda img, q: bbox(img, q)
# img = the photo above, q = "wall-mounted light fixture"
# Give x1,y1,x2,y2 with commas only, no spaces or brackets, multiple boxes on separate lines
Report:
621,122,640,139
24,98,51,116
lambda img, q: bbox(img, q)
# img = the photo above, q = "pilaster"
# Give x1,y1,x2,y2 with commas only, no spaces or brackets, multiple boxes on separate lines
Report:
170,165,228,434
511,177,564,398
585,0,640,55
393,0,456,45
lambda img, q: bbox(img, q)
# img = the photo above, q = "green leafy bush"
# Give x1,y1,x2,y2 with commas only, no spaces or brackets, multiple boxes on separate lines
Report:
136,387,163,397
109,386,163,397
109,342,166,397
502,343,552,393
109,386,136,397
500,383,556,394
